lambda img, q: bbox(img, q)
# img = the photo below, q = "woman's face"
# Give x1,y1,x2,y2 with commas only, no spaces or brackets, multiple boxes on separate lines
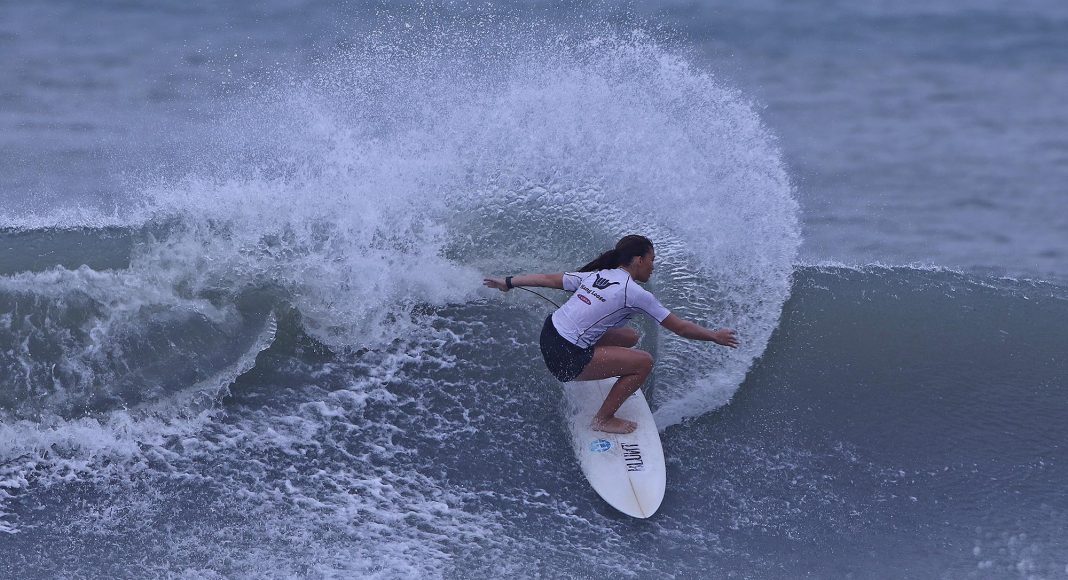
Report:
633,249,655,282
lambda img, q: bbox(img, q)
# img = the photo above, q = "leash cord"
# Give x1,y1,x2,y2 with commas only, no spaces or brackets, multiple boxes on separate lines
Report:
515,286,560,308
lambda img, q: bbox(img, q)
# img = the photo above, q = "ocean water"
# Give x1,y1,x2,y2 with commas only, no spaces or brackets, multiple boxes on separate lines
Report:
1,1,1066,578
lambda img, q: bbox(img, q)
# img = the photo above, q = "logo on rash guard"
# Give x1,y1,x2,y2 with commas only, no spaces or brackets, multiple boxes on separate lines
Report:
592,274,620,290
578,284,608,302
578,294,592,305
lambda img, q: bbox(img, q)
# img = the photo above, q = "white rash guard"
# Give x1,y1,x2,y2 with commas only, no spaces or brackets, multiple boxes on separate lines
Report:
551,268,671,348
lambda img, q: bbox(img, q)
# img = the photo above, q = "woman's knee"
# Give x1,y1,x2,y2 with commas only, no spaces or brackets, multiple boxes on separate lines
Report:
579,346,654,381
632,349,654,373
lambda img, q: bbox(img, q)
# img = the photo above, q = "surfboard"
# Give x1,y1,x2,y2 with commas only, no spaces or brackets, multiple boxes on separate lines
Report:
562,378,666,518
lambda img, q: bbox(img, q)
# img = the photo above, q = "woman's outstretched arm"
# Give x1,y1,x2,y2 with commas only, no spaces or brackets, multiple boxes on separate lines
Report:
483,273,566,292
660,313,739,348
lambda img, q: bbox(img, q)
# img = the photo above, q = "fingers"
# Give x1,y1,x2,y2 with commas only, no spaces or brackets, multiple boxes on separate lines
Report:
718,329,739,348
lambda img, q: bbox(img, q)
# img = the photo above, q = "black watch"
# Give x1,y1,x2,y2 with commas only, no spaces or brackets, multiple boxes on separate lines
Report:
505,276,514,289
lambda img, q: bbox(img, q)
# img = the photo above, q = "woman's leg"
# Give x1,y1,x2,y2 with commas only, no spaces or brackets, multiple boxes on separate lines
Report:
573,345,653,434
593,327,639,348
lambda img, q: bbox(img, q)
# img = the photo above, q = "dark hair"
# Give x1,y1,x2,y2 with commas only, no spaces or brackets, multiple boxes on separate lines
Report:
578,235,654,272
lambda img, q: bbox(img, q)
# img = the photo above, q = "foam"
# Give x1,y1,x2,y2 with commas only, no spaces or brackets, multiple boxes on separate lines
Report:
0,206,151,233
0,20,800,574
117,23,797,424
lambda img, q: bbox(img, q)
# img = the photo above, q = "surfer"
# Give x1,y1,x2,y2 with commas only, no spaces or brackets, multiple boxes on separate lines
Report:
483,234,738,434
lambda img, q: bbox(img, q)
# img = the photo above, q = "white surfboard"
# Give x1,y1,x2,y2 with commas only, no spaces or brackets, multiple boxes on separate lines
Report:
562,378,666,518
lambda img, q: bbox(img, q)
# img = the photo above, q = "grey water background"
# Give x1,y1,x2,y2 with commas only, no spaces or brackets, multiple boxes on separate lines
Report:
3,0,1066,277
1,1,1067,578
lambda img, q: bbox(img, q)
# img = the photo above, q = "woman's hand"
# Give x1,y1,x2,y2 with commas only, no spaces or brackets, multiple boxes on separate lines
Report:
661,314,739,346
483,277,510,292
711,328,739,348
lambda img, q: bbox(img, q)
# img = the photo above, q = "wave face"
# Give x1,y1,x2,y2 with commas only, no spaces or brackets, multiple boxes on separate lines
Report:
3,262,1065,578
0,25,799,577
710,266,1068,578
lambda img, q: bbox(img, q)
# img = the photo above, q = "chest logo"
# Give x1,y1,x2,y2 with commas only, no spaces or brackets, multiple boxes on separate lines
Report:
577,294,592,305
592,274,620,290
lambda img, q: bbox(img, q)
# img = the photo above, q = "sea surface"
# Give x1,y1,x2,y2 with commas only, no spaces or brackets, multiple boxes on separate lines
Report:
1,1,1065,578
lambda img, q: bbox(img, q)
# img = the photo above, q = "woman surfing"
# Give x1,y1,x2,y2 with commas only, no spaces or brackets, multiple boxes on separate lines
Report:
483,235,739,434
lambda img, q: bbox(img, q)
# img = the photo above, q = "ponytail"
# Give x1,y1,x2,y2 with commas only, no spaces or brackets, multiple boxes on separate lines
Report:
578,249,622,272
578,235,653,272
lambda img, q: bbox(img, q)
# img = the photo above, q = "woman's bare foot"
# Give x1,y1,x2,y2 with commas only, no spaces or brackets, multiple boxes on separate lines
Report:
592,416,637,434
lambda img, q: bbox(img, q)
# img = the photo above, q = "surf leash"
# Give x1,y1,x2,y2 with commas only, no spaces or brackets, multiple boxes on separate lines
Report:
515,286,560,308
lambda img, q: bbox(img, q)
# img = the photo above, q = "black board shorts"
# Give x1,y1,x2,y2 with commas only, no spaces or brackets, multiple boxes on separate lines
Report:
540,314,595,382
